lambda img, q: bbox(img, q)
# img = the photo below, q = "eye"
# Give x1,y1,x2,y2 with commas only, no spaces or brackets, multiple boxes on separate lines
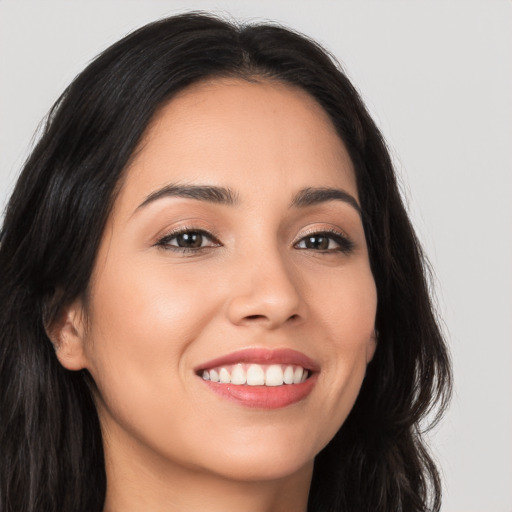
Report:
156,228,220,252
295,230,354,253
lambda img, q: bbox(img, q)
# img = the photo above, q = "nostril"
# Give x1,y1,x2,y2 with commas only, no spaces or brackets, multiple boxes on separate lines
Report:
244,313,300,322
245,314,266,321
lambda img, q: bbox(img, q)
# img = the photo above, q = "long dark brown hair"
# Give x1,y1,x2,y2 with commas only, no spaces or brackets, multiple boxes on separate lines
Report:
0,13,451,512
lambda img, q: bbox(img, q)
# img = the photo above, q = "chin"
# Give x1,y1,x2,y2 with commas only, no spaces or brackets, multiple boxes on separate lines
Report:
184,425,323,483
203,449,315,483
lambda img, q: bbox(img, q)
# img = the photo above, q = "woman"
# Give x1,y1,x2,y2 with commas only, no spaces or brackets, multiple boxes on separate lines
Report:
0,13,451,512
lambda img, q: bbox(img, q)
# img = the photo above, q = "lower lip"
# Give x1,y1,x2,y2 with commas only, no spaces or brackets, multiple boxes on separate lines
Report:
200,374,318,409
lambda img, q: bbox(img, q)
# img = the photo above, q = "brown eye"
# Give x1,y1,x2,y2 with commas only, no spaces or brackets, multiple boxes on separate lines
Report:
295,231,355,254
157,229,220,251
175,232,204,248
303,235,329,250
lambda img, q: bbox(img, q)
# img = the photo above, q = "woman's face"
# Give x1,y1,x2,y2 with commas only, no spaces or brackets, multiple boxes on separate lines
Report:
62,79,377,483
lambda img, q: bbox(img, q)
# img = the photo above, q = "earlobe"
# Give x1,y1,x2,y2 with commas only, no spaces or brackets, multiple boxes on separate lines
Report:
366,329,378,364
46,299,88,371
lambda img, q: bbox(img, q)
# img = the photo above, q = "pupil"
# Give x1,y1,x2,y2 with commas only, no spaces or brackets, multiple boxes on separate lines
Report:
177,232,202,248
307,236,328,250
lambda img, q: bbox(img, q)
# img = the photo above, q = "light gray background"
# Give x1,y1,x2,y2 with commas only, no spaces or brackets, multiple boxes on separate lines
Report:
1,1,511,510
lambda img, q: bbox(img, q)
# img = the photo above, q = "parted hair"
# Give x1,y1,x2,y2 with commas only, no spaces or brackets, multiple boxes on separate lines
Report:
0,12,451,512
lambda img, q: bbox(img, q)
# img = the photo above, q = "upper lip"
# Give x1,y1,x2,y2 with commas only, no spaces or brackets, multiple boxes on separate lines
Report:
195,348,320,373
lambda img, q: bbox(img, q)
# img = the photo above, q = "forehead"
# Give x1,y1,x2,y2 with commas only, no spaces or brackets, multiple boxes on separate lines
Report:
119,78,358,212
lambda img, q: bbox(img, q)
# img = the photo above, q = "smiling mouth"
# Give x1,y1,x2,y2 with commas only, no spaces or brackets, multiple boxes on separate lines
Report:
195,348,318,408
199,363,310,387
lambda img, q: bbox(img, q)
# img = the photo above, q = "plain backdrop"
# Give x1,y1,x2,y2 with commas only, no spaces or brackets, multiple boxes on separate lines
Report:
0,1,511,511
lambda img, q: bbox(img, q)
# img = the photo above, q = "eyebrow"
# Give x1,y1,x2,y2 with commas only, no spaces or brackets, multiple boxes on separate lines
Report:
135,183,360,216
136,184,239,211
290,187,361,215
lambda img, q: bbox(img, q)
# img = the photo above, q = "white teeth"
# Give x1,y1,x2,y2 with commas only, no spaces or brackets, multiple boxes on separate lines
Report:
200,363,311,386
246,364,265,386
219,367,230,383
283,365,294,384
265,365,284,386
230,364,246,385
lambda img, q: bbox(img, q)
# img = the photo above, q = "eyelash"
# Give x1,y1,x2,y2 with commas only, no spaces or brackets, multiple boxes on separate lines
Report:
155,227,354,254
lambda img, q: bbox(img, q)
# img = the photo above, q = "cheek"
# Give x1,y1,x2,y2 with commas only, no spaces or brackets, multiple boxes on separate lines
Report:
308,265,376,416
312,261,377,346
82,256,219,397
91,255,214,335
81,258,223,458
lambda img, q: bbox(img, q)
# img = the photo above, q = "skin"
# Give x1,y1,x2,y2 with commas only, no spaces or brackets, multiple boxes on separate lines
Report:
54,78,377,512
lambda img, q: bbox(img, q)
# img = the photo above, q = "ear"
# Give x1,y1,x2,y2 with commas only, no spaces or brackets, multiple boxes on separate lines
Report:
46,299,89,371
366,329,378,364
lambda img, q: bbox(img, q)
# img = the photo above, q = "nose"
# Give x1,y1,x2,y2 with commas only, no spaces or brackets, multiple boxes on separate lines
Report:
226,249,305,329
